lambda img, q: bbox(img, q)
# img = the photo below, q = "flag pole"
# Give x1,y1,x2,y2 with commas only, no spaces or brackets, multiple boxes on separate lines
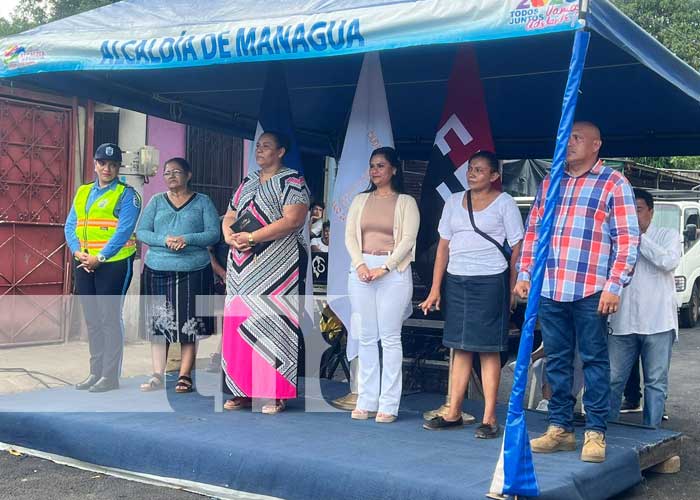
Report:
490,28,591,497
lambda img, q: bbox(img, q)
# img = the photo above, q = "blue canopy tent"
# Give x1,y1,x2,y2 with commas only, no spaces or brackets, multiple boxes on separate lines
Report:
0,0,699,159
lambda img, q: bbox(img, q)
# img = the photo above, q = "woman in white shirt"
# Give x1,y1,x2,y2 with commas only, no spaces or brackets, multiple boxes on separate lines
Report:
419,151,523,438
345,147,420,424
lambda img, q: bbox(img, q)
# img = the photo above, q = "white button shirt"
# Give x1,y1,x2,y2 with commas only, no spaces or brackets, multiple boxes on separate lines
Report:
609,224,682,336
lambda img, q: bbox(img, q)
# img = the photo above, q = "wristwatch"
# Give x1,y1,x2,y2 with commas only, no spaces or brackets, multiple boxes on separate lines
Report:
247,232,256,246
97,253,106,263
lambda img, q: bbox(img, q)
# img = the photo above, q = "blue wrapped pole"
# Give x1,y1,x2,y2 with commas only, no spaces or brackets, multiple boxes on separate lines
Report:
491,29,591,497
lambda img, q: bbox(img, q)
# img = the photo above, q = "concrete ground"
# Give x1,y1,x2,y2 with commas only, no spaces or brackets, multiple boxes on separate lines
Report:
0,337,220,395
0,327,698,499
610,325,700,499
0,452,205,500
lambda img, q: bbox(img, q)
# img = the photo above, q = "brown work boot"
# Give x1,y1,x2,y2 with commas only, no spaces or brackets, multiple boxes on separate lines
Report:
530,425,576,453
581,430,606,463
330,392,358,411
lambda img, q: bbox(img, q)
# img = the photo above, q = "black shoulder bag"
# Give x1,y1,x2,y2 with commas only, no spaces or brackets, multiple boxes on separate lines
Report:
466,190,512,265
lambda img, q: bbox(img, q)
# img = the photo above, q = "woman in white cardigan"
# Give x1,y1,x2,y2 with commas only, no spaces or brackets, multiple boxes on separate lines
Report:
345,147,420,423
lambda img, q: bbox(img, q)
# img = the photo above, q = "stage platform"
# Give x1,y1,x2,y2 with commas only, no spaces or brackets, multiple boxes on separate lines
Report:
0,372,681,500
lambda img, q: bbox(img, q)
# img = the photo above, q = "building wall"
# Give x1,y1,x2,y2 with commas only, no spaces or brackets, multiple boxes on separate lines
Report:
118,109,147,155
113,112,186,341
145,115,187,205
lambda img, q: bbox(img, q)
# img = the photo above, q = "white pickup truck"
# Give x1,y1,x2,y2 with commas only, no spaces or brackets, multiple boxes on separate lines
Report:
516,191,700,328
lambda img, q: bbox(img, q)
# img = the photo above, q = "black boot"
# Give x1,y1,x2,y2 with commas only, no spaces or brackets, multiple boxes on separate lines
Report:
88,377,119,393
75,374,100,391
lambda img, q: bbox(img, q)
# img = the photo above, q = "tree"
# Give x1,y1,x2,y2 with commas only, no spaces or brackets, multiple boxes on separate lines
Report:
611,0,700,71
611,0,700,169
0,0,117,37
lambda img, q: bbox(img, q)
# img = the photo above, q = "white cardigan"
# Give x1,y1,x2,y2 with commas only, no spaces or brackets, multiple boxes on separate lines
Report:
344,192,420,272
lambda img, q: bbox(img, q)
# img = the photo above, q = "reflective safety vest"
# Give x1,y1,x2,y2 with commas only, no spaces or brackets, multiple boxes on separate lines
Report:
73,182,137,263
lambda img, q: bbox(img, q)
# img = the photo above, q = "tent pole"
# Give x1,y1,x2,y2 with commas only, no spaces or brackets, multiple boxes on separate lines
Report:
492,28,592,497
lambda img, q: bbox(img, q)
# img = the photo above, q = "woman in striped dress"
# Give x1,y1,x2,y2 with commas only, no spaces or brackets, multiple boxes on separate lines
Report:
221,131,309,414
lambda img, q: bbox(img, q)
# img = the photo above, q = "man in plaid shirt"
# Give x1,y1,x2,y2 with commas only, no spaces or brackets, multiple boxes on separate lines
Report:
514,121,639,463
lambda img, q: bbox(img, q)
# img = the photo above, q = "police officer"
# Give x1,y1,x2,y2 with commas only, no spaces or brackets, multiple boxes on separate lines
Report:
64,143,141,393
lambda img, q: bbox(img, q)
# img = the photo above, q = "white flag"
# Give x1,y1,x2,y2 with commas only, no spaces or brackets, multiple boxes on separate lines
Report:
328,52,394,361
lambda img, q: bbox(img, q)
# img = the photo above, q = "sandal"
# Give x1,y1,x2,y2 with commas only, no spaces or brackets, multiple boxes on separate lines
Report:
175,375,194,393
139,373,164,392
224,397,252,411
350,408,377,420
375,412,397,424
262,399,286,415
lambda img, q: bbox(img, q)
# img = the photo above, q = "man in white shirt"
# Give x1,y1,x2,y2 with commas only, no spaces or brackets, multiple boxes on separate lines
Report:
309,201,325,239
608,188,681,428
311,221,330,252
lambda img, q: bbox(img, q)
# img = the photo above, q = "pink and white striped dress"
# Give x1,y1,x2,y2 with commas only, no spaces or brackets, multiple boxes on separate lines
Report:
223,167,309,399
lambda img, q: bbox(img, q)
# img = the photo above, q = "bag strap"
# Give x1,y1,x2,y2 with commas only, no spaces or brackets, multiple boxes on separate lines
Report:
466,190,511,263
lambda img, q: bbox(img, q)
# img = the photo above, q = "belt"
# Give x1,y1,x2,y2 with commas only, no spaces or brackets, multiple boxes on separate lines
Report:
362,250,391,256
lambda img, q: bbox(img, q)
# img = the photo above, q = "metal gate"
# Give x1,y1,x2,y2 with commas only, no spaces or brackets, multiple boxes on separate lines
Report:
187,125,243,214
0,93,73,347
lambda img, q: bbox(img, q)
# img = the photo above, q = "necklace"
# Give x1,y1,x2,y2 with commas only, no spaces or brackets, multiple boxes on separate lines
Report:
373,190,397,199
260,166,282,183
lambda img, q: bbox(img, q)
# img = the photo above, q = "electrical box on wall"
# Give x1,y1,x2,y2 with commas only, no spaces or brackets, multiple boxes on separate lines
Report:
120,146,160,177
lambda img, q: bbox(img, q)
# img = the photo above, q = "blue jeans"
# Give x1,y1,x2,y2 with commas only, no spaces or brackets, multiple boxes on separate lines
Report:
608,331,674,428
539,292,609,433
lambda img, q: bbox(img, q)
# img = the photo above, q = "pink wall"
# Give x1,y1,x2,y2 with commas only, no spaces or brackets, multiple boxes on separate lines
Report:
243,139,251,177
144,116,186,205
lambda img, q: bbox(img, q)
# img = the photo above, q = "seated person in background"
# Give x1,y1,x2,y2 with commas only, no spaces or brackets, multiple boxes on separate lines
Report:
310,200,325,238
608,188,681,429
619,357,642,413
311,221,330,252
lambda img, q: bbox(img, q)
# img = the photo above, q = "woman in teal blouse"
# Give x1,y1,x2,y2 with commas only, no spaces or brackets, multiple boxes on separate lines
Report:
136,157,220,393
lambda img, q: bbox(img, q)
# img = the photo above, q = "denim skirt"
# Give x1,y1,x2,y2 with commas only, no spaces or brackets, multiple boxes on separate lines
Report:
442,270,509,352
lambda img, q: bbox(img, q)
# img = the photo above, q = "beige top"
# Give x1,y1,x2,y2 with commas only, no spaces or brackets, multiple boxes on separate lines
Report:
345,192,420,272
361,193,397,253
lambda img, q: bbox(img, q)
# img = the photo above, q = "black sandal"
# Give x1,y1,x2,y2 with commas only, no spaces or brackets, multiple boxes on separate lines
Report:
175,375,194,393
474,423,500,439
140,373,164,392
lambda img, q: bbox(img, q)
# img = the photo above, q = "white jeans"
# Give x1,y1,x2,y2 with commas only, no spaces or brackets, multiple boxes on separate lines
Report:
348,254,413,415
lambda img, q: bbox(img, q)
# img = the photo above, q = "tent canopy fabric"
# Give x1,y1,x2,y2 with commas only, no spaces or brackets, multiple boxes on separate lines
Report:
1,0,699,159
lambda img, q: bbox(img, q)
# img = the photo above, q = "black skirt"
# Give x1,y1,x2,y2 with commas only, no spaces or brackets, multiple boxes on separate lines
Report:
141,264,215,344
442,270,509,352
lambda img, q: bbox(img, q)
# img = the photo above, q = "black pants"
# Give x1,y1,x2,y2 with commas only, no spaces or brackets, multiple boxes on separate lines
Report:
74,256,134,380
624,355,642,405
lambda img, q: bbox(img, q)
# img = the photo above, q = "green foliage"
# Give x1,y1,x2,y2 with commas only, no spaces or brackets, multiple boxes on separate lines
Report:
0,0,117,37
50,0,118,21
634,157,700,171
611,0,700,70
611,0,700,169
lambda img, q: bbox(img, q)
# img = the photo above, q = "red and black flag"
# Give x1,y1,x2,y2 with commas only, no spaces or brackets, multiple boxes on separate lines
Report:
415,46,496,285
